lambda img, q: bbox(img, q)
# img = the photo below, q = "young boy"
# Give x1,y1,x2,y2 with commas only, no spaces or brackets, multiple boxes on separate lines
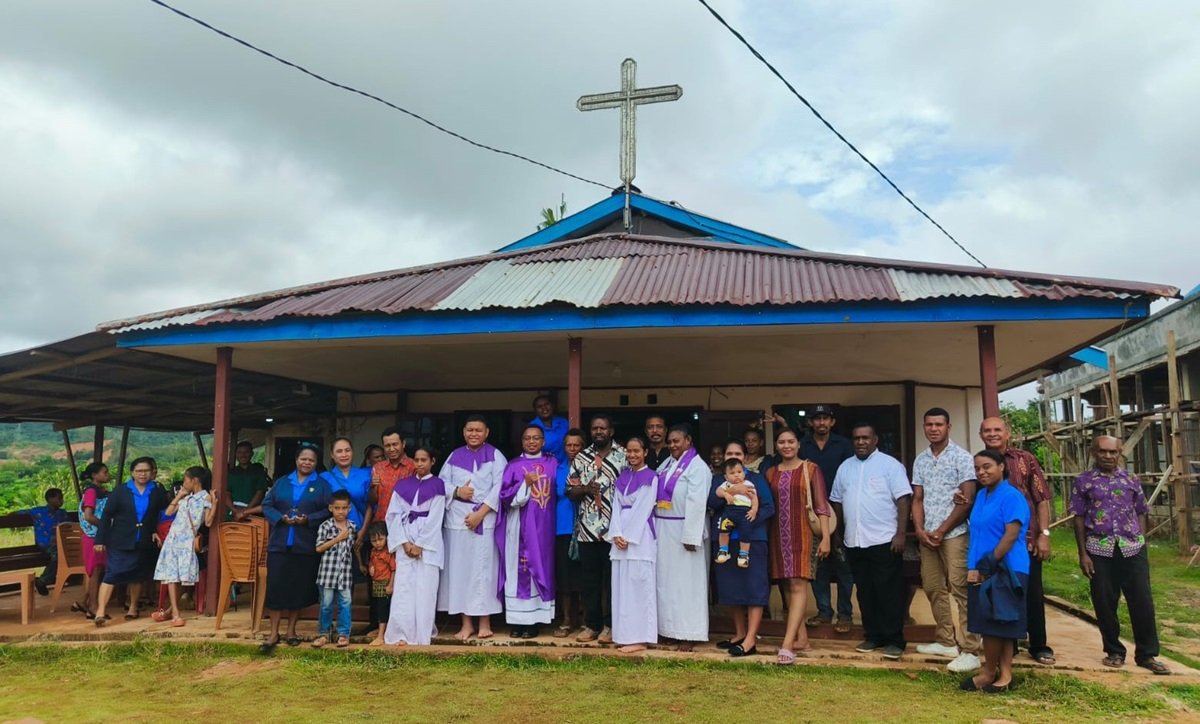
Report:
314,490,357,648
366,521,395,646
715,460,758,568
21,488,66,596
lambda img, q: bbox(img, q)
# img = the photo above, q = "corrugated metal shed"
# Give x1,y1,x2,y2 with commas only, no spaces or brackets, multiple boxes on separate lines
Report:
99,234,1179,333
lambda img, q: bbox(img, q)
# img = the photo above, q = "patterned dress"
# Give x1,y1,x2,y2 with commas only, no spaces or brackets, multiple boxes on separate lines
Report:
766,461,830,581
153,491,212,584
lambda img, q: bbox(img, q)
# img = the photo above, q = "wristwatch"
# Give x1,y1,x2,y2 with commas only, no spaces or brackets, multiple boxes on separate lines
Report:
1040,528,1051,537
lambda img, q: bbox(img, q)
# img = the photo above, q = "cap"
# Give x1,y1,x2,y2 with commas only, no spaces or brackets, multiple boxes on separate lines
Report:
810,404,837,417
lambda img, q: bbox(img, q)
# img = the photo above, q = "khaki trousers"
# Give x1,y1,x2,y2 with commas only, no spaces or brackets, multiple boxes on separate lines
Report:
918,533,980,654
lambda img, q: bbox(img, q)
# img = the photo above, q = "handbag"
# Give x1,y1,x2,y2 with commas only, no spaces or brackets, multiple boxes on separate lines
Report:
183,494,203,554
801,463,836,534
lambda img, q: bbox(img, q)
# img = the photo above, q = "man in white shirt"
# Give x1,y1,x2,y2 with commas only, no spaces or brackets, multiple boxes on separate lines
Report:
829,423,912,661
911,407,980,673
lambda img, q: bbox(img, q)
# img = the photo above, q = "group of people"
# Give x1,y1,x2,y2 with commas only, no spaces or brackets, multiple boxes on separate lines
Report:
53,393,1171,689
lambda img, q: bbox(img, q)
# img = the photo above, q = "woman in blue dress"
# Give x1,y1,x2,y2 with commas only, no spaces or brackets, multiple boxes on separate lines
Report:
962,448,1030,693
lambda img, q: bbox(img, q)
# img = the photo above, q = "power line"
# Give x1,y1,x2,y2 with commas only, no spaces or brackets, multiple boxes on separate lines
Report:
695,0,987,268
146,0,609,190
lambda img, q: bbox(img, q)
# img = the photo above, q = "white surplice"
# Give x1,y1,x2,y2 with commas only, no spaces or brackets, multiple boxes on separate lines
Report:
607,467,659,646
384,476,446,645
437,447,507,615
654,452,711,642
503,475,555,625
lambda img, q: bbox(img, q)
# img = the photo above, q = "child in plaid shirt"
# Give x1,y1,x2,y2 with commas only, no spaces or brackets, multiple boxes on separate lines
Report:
366,521,396,646
314,490,357,648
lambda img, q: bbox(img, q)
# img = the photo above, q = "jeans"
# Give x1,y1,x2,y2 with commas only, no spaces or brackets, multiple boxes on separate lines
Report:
812,543,854,621
319,587,352,637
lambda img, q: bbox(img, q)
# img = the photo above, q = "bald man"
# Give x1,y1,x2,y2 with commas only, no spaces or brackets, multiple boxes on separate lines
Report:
1067,435,1168,674
978,417,1056,665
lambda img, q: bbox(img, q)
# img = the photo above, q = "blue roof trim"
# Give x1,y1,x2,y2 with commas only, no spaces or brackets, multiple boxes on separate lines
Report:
118,297,1148,349
1069,346,1109,370
495,193,799,252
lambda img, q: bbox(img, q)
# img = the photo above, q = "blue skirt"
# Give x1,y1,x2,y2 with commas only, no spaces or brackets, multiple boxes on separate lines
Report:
713,541,770,607
103,547,156,585
967,572,1029,639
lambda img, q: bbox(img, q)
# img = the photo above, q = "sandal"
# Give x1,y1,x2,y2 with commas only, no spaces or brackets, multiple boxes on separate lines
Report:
1032,651,1057,665
151,610,170,623
124,610,140,621
1102,654,1125,668
805,615,831,627
259,637,279,654
94,614,111,627
777,648,797,665
70,601,89,615
171,618,186,628
552,625,572,638
311,636,329,649
1138,659,1170,675
286,636,301,647
336,636,350,648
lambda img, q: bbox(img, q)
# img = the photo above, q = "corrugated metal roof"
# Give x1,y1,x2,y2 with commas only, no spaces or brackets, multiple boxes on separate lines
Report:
99,233,1179,333
888,270,1024,302
434,258,623,311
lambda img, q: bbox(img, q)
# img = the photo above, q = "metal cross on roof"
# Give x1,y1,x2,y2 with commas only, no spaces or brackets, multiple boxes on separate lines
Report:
577,58,683,193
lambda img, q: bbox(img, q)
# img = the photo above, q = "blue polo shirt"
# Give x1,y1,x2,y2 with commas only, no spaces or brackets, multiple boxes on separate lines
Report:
321,466,372,529
554,464,578,536
20,505,66,548
531,415,570,466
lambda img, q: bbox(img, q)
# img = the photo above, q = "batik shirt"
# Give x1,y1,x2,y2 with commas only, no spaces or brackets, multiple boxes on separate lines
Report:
1003,447,1053,543
1067,467,1149,558
569,443,627,543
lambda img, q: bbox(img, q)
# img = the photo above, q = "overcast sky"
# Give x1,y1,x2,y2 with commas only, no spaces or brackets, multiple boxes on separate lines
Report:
1,0,1196,356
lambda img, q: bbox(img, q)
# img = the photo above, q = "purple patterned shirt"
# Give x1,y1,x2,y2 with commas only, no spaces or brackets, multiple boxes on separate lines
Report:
1067,467,1149,558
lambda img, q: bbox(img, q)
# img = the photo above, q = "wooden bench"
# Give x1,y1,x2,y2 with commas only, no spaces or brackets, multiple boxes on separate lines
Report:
0,511,82,572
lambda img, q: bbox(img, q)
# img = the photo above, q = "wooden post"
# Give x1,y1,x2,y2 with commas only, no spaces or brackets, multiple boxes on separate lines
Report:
1166,330,1191,554
977,325,1000,418
116,426,130,481
194,432,209,469
903,381,917,472
205,347,234,615
61,430,81,500
567,338,583,430
92,425,105,464
1107,352,1123,437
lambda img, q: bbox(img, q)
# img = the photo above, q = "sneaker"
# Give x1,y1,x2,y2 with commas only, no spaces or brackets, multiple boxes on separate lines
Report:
855,640,882,653
947,652,982,673
881,645,904,661
575,627,598,643
598,626,613,644
916,642,959,658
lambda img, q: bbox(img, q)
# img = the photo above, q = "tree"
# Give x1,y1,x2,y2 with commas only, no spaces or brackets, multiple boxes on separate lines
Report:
537,195,567,230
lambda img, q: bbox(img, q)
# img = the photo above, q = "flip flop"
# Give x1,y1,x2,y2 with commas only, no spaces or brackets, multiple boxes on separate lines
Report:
805,615,830,627
311,636,328,649
151,610,169,623
777,648,797,665
171,618,186,628
1138,659,1170,675
1102,654,1125,668
552,625,572,638
286,637,301,647
70,601,89,615
1032,652,1057,665
258,638,279,655
124,611,140,621
94,614,110,627
833,620,852,634
336,637,350,648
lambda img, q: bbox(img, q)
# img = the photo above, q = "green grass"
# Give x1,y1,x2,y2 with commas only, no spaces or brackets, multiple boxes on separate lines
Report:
0,641,1189,723
1041,527,1200,659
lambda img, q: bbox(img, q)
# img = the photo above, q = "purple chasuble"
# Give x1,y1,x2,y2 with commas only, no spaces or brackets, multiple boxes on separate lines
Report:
496,453,557,602
657,447,698,509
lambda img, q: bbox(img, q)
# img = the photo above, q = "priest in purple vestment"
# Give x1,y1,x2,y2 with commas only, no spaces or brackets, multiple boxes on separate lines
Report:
497,424,558,638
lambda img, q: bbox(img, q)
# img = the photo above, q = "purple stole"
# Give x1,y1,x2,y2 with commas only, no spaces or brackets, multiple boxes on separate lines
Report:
657,447,698,509
393,474,442,521
447,442,498,535
616,466,659,537
496,453,557,602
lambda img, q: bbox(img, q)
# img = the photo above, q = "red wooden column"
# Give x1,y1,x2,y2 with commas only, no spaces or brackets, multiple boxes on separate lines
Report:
567,338,583,429
204,346,233,615
977,325,1000,418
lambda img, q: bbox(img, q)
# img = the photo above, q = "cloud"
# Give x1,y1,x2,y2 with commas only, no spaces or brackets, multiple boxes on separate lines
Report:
0,0,1194,353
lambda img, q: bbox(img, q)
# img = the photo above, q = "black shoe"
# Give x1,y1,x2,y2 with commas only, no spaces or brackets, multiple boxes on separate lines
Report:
881,645,904,661
855,640,882,653
959,676,979,691
716,637,744,650
524,625,540,639
34,580,49,596
982,682,1011,694
259,636,280,655
510,626,525,639
728,643,758,657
